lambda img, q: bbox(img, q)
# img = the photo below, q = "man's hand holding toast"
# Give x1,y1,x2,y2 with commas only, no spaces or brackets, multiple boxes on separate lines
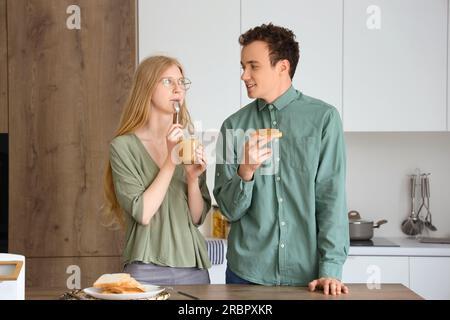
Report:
238,128,283,181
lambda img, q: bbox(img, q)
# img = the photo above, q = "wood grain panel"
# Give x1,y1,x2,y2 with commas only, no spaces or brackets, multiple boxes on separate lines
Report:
0,0,7,133
25,256,122,288
8,0,136,256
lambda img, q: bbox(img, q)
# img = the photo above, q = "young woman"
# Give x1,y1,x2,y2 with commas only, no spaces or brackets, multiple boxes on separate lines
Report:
103,55,211,285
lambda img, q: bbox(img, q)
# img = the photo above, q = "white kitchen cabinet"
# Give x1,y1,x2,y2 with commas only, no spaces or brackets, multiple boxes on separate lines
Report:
209,261,227,285
342,256,409,287
241,0,343,115
343,0,447,131
409,257,450,300
138,0,241,132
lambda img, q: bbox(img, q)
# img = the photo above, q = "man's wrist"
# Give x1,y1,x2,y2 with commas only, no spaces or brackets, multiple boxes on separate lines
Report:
238,165,254,181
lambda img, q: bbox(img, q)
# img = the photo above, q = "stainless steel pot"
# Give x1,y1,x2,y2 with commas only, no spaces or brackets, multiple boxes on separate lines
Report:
348,210,388,240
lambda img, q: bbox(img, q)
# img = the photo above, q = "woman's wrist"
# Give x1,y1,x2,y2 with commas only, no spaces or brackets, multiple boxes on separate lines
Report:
186,175,199,186
163,156,177,171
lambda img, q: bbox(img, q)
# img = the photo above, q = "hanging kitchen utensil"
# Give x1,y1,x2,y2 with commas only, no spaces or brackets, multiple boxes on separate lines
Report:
423,174,437,231
401,174,424,236
416,174,426,220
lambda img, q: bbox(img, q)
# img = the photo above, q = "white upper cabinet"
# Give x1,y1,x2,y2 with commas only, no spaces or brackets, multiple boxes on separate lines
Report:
241,0,343,115
138,0,241,132
343,0,447,131
138,0,448,133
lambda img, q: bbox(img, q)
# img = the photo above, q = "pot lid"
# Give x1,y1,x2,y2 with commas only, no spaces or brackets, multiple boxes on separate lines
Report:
348,210,373,224
349,220,373,224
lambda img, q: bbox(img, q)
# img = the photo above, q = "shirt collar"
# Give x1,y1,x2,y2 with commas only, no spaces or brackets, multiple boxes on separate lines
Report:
257,85,298,111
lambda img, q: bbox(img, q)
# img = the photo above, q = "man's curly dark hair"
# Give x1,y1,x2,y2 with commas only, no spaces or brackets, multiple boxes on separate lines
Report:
239,23,300,79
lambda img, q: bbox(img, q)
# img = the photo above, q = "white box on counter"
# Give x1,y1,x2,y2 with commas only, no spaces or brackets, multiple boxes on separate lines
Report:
0,253,25,300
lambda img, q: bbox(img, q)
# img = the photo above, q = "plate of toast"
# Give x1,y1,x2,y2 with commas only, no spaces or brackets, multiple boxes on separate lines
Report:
83,273,165,300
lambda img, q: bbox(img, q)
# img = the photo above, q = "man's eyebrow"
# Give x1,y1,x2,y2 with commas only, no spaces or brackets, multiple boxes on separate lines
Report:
241,60,260,66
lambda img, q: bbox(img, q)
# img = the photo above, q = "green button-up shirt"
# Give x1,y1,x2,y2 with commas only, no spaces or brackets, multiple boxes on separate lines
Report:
213,86,349,285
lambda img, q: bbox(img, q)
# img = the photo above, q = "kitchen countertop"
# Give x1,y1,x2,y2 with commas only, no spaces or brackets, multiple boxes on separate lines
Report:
349,237,450,256
26,284,422,300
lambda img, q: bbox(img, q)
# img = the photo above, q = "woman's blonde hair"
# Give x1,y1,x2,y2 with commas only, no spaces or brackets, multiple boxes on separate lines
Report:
101,55,194,229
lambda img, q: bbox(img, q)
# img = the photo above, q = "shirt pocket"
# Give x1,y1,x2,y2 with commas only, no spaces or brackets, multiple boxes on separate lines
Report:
286,136,319,172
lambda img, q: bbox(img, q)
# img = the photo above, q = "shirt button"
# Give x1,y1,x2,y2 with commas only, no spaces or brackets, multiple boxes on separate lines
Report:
281,221,286,226
277,157,280,162
279,198,283,203
280,243,285,248
268,105,273,110
276,176,281,181
272,121,277,126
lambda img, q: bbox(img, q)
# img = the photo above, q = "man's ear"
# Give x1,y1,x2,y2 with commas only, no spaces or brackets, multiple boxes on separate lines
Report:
278,59,291,75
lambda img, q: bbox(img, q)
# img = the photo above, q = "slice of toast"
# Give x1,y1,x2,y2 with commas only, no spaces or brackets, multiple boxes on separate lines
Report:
119,277,146,292
93,273,132,289
93,273,146,294
256,128,283,138
102,286,145,294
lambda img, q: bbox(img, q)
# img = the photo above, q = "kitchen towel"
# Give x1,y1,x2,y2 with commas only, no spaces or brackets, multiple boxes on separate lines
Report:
206,239,226,265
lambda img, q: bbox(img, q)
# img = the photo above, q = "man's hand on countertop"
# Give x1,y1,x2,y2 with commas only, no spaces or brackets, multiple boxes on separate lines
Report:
308,277,349,295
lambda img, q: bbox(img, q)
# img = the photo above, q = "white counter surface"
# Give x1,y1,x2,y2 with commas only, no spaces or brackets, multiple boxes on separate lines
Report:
349,237,450,257
208,237,450,258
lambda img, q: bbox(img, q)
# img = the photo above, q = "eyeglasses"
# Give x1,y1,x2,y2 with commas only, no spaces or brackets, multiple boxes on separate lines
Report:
160,77,192,91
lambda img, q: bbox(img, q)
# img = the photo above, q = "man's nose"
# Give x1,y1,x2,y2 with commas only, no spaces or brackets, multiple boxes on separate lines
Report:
241,69,250,81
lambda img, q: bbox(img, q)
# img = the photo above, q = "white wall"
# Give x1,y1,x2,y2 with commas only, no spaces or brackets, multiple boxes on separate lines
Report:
137,0,450,239
345,132,450,238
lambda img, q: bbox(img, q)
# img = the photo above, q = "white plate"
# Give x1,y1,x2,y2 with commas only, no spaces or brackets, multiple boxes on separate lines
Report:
83,285,165,300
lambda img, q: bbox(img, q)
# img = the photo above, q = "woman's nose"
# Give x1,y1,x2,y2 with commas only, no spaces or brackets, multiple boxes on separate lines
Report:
172,81,182,93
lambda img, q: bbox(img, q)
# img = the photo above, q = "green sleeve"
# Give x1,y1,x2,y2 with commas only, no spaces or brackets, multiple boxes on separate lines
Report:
315,108,349,280
109,144,145,225
213,122,255,222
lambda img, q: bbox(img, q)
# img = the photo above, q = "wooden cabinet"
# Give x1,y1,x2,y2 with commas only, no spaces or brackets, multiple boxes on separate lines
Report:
138,0,241,132
342,256,409,286
6,0,136,286
343,0,447,131
26,256,122,289
0,0,7,133
409,257,450,300
241,0,343,115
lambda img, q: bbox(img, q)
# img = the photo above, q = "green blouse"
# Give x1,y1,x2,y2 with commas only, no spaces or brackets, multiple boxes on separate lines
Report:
109,133,212,269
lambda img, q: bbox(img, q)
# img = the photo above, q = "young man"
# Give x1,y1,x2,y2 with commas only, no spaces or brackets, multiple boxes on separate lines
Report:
213,23,349,295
